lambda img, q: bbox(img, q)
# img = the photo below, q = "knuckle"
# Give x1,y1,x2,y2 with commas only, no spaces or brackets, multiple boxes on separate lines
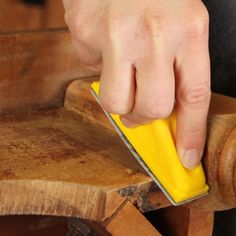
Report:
143,13,172,37
107,13,123,28
186,126,205,136
105,7,123,27
100,97,129,115
141,100,174,119
179,84,211,106
106,22,122,40
185,11,209,38
145,13,168,30
104,10,125,39
76,54,101,68
182,127,206,146
64,12,77,30
65,13,88,39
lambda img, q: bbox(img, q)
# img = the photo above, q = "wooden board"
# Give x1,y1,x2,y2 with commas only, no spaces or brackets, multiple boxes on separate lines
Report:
0,107,151,220
0,29,98,114
105,202,161,236
0,78,236,221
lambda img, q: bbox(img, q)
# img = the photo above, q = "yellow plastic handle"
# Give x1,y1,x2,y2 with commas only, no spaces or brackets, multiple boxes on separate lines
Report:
91,81,208,204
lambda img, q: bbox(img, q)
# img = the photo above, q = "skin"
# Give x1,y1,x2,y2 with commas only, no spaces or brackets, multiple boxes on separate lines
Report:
63,0,211,169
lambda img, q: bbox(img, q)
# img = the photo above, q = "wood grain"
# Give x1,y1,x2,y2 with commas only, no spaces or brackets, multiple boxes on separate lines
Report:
0,29,236,223
0,29,97,114
187,114,236,210
1,75,235,220
0,108,152,220
105,202,161,236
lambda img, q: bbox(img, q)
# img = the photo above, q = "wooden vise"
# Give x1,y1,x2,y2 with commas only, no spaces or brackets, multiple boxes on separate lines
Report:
0,29,235,236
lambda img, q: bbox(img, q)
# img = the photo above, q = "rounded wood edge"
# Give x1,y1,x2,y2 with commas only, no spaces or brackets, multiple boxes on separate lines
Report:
187,114,236,210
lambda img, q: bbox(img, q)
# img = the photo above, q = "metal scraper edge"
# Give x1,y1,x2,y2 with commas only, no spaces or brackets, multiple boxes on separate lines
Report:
91,89,208,206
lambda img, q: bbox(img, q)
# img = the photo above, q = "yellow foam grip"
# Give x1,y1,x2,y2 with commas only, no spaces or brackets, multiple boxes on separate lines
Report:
91,81,208,204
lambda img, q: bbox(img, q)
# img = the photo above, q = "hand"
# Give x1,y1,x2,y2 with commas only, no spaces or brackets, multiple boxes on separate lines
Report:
63,0,211,169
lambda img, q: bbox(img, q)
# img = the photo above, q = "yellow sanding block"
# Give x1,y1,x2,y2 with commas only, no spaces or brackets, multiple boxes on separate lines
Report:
91,81,209,205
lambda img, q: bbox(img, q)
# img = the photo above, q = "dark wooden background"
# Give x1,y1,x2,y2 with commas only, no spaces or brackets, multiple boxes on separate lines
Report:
0,0,66,32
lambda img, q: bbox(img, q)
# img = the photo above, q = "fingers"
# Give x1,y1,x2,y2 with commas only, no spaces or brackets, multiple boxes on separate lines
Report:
121,55,175,127
71,38,102,71
175,34,211,169
64,0,102,69
99,51,135,115
64,0,211,172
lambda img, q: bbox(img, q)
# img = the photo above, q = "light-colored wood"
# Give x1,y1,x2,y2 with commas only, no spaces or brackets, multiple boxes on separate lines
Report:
64,77,113,130
0,66,235,221
0,108,151,220
0,79,235,220
105,202,161,236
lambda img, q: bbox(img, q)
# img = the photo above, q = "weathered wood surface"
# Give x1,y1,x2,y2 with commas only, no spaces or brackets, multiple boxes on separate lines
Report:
0,29,98,114
0,29,236,222
0,107,151,220
1,77,235,221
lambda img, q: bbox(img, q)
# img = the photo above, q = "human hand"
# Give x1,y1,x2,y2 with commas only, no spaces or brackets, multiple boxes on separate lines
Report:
63,0,211,169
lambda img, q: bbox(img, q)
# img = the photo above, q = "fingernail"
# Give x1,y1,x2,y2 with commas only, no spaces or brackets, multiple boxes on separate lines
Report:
120,117,138,128
180,149,201,169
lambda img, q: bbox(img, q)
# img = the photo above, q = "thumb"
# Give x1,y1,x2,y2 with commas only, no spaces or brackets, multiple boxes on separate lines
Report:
175,66,211,169
176,88,210,170
175,30,211,169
